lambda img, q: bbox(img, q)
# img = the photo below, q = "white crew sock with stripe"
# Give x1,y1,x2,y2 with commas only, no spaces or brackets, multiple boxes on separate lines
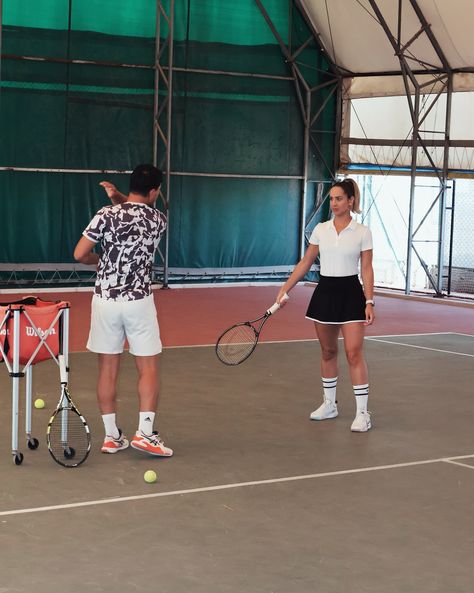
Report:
353,384,369,412
102,413,120,439
139,411,155,436
322,377,338,405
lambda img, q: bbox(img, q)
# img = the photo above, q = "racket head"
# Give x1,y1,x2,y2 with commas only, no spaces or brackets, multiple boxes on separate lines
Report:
47,395,91,468
215,322,259,365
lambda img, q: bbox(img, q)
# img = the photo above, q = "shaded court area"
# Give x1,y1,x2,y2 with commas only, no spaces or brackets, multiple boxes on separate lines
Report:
0,328,473,593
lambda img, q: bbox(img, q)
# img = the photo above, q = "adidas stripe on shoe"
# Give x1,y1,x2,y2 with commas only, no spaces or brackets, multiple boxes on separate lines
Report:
130,430,173,457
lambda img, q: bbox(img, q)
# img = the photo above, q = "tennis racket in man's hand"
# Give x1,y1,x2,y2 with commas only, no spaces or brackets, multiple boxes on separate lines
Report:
215,294,289,366
47,355,91,468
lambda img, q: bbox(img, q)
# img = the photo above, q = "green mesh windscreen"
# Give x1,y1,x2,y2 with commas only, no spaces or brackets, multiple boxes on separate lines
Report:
3,0,289,44
0,0,335,274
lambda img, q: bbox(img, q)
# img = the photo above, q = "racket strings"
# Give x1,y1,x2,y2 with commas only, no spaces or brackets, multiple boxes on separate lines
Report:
216,323,257,365
48,408,90,466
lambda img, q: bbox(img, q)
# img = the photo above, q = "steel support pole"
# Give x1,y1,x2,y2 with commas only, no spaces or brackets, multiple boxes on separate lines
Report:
405,89,420,294
333,78,343,174
0,0,3,88
154,0,174,287
300,90,311,259
152,1,160,167
436,71,453,294
0,53,296,81
0,0,3,157
446,179,456,295
163,0,175,288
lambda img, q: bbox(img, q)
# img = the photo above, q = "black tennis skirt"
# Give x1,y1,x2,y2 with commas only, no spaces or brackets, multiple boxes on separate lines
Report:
306,275,366,324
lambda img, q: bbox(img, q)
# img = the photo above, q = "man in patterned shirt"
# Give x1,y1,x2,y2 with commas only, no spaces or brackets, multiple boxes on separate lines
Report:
74,164,173,457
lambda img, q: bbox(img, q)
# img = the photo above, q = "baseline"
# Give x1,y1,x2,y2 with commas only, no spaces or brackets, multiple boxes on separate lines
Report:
164,332,455,350
1,453,473,518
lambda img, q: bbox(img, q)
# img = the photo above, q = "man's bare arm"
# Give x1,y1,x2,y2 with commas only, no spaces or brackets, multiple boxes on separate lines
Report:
99,181,127,205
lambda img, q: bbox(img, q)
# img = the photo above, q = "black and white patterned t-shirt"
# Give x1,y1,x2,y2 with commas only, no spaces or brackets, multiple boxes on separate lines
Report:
83,202,167,301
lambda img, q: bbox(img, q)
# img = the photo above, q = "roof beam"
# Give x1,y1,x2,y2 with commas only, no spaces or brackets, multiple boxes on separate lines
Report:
408,0,451,72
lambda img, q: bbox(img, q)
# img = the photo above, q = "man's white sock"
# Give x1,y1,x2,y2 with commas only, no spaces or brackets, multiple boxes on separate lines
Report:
102,413,120,439
139,411,155,436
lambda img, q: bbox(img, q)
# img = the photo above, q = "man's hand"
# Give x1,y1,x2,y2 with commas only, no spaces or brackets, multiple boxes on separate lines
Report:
99,181,127,204
99,181,117,198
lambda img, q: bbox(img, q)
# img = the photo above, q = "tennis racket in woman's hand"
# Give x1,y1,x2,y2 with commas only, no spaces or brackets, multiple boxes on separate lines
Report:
215,294,288,366
47,355,91,468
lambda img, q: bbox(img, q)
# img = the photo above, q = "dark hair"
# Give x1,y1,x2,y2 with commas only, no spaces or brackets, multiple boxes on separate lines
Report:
331,178,361,214
129,164,163,197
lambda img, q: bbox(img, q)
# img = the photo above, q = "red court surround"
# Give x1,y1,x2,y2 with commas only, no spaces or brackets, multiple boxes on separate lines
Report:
1,285,473,352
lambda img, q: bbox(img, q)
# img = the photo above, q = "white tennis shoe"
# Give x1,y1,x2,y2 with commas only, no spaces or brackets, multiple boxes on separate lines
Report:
101,429,129,453
130,430,173,457
351,410,372,432
310,400,338,421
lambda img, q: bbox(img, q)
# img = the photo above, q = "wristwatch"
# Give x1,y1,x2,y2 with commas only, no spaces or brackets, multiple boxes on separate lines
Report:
365,299,375,306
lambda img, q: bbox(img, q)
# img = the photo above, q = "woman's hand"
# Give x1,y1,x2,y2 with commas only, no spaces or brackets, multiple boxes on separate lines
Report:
276,290,290,307
364,304,375,325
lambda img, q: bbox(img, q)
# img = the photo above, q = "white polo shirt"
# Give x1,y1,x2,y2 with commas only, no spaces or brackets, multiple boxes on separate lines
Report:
309,218,373,277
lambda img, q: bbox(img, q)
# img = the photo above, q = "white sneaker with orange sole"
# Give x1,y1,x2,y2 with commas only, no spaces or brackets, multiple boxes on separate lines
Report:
101,430,129,453
130,431,173,457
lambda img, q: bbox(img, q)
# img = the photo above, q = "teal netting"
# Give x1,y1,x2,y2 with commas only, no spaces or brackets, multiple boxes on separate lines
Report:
0,0,335,278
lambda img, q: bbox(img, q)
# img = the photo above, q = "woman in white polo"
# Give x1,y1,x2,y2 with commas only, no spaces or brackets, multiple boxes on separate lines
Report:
276,178,375,432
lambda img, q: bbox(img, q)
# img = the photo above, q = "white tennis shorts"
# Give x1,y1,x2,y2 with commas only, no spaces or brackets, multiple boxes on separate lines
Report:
87,294,162,356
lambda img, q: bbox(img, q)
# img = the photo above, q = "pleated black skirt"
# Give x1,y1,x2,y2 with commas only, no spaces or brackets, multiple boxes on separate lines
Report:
306,275,366,324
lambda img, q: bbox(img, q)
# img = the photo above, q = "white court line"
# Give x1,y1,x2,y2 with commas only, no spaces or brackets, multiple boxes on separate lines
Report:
0,454,473,518
0,286,94,294
442,459,474,470
165,332,454,350
451,332,474,338
365,331,454,338
165,338,319,349
30,332,473,354
366,337,474,358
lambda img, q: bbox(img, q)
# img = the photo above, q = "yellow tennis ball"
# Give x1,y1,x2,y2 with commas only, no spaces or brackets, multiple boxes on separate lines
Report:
34,398,45,409
144,470,157,483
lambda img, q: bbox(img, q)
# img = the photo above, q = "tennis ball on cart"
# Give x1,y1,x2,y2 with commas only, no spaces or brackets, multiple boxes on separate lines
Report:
144,470,157,484
34,398,45,409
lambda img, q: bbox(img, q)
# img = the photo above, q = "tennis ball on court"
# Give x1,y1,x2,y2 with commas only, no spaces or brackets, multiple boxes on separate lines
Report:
144,470,157,484
34,398,45,409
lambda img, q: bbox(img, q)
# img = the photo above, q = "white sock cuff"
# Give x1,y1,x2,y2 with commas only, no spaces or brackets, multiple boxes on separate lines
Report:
322,376,338,387
353,383,369,395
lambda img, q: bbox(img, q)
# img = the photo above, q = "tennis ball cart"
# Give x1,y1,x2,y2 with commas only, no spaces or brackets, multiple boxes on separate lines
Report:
0,296,80,466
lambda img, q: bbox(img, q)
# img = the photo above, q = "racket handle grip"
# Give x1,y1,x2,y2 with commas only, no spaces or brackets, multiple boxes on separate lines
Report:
58,354,68,384
267,293,289,315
